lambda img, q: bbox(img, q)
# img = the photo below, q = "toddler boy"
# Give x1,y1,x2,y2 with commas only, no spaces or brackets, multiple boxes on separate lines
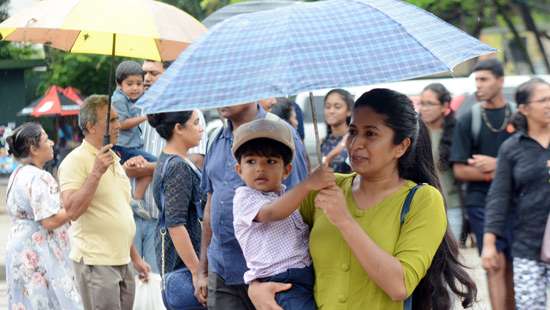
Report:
111,60,155,218
232,118,334,310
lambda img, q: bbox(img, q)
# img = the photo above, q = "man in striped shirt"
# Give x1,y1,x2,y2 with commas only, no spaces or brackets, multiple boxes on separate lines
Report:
123,60,207,273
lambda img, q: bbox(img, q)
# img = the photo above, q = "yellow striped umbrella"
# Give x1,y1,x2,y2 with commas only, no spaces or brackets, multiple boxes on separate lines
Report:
0,0,207,61
0,0,207,144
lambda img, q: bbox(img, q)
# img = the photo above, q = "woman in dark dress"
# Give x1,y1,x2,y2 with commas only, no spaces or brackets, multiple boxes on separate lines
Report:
148,110,205,310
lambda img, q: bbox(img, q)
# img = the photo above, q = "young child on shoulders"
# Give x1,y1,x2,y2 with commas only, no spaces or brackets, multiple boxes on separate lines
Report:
111,60,156,218
232,118,335,310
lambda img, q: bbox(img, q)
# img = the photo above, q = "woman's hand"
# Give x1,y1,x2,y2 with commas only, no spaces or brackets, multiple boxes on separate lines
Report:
481,233,500,272
193,270,208,306
248,281,291,310
314,185,352,227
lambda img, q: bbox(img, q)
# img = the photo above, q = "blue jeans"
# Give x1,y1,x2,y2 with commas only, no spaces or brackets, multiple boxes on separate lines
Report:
466,206,513,259
162,268,205,310
133,215,159,274
259,265,316,310
112,145,157,164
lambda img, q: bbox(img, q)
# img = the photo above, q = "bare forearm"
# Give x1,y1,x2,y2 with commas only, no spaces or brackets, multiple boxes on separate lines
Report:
120,116,147,130
169,226,200,273
130,244,140,262
62,172,102,220
453,164,488,182
256,182,310,222
337,219,407,301
40,209,70,230
483,233,497,249
124,162,156,178
198,198,212,274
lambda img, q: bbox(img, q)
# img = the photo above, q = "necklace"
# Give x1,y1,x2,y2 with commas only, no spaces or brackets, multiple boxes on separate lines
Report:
481,104,511,133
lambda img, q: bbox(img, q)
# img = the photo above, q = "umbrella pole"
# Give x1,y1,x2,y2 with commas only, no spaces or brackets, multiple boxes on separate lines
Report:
104,33,116,146
309,92,323,167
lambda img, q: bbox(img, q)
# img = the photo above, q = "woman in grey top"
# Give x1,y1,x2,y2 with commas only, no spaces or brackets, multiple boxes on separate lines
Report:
483,78,550,310
148,110,205,310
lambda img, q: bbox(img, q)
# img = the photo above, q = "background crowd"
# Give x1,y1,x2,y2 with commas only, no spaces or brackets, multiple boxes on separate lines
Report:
3,57,550,310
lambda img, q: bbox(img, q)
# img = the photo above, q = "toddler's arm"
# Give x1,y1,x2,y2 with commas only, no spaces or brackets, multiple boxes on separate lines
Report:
255,166,335,223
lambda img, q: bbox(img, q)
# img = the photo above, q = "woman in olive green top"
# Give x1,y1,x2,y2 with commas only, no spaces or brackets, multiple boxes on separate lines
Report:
249,89,476,309
419,83,463,239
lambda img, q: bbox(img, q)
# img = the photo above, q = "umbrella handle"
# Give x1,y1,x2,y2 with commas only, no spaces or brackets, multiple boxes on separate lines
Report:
104,33,117,146
309,92,323,167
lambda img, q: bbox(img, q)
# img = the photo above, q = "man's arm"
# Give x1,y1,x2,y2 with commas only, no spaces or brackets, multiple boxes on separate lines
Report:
194,193,212,304
198,193,212,273
61,145,114,220
131,244,150,281
453,163,489,182
123,156,156,178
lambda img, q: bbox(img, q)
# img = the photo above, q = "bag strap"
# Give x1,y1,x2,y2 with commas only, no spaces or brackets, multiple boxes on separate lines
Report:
400,183,425,310
159,155,177,230
159,155,177,290
6,165,24,203
182,157,202,180
400,184,424,225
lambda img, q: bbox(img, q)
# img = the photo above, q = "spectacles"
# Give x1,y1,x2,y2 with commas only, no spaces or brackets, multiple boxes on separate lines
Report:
419,101,442,108
528,96,550,105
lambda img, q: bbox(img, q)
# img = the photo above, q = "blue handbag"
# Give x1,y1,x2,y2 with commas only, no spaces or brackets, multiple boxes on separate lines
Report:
159,155,205,310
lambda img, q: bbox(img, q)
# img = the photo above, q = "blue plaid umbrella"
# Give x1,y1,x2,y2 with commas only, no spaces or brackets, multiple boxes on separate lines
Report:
137,0,495,114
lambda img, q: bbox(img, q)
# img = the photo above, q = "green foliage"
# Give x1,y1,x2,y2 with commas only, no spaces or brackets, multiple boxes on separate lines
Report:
161,0,209,20
39,49,124,97
0,0,8,22
159,0,235,21
406,0,493,37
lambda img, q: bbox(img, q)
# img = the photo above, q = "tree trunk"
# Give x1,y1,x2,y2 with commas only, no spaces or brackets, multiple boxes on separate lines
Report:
492,0,536,73
516,1,550,73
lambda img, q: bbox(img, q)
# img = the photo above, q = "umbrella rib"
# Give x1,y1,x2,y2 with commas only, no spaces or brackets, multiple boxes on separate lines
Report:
67,30,83,54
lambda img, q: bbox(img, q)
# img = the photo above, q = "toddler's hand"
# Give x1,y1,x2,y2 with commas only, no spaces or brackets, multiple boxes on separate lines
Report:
305,165,335,191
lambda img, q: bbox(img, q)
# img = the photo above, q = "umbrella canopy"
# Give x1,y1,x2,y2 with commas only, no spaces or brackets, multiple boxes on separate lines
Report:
19,85,83,117
137,0,495,114
0,0,207,61
202,0,302,28
62,86,84,105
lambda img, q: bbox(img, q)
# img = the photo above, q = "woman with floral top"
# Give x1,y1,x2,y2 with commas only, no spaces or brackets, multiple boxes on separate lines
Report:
5,123,82,310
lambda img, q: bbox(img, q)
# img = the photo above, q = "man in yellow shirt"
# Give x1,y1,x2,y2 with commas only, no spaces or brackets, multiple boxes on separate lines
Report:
59,95,150,310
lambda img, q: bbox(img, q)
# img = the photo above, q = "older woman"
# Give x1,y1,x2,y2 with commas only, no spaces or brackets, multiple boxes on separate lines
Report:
5,123,82,309
483,78,550,309
249,89,476,309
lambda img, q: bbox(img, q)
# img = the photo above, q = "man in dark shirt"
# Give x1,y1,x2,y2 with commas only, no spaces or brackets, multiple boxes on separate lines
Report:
450,58,515,310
